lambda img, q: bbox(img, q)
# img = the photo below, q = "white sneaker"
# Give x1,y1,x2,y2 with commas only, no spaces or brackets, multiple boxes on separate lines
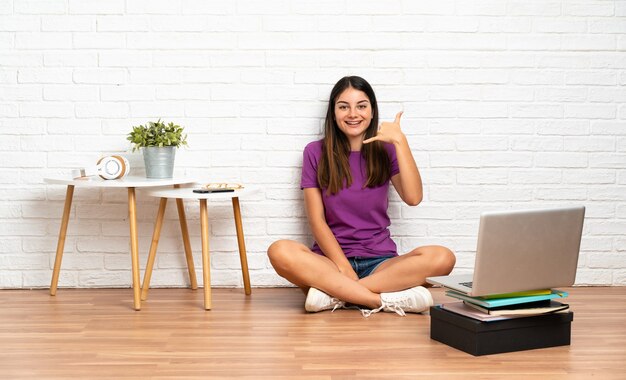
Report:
304,287,345,313
362,286,434,317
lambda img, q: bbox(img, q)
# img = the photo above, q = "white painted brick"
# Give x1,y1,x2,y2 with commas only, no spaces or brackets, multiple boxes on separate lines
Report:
75,102,128,118
0,0,11,14
580,236,613,252
47,119,101,135
72,32,126,49
128,33,236,50
101,85,155,101
0,85,41,101
589,153,626,169
457,102,508,118
535,187,588,201
241,168,300,185
566,104,616,119
15,32,72,49
429,120,482,134
566,71,617,86
20,102,73,118
0,103,17,117
537,120,589,136
127,0,180,14
590,187,626,202
455,136,508,151
0,69,17,84
565,2,615,17
562,35,616,51
42,16,95,32
482,87,534,102
2,1,626,287
480,17,531,33
457,169,508,185
510,136,563,151
507,35,561,51
182,1,233,15
0,272,22,288
510,169,562,184
588,19,626,34
150,15,207,32
79,271,130,287
618,137,626,152
73,135,128,152
18,68,73,84
590,54,626,69
0,16,40,31
0,52,42,67
96,16,150,32
456,1,505,16
21,135,74,152
537,54,589,69
533,18,588,33
68,0,125,15
73,68,126,84
511,70,564,85
563,169,616,185
535,87,587,102
508,1,561,16
186,102,238,118
510,104,563,118
43,85,98,101
564,136,615,152
205,15,261,32
535,152,588,168
43,52,97,67
129,102,185,118
574,269,613,285
15,0,67,14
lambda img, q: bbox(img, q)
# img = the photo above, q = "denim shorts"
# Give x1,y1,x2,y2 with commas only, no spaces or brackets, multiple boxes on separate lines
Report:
348,256,395,279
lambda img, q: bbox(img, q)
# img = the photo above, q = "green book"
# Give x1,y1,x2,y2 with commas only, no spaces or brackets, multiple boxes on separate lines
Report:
445,289,569,308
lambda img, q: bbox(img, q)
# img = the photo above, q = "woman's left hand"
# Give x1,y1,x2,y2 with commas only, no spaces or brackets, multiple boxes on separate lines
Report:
363,111,405,145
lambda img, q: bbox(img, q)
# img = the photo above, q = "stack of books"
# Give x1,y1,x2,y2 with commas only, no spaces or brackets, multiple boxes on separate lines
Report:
440,289,570,322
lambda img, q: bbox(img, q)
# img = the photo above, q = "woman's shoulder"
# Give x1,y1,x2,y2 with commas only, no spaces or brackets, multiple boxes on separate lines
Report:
382,142,397,157
303,139,324,156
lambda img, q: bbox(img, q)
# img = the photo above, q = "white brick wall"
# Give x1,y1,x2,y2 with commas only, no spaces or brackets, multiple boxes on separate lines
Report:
1,1,625,288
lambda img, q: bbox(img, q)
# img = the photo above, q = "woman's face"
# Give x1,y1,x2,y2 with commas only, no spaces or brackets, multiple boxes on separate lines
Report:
334,87,373,143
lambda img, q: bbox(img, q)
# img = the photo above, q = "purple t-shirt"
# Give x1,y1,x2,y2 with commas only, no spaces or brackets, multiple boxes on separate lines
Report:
300,140,400,259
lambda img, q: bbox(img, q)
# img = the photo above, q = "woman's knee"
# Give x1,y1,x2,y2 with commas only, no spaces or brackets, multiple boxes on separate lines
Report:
267,239,301,271
433,245,456,275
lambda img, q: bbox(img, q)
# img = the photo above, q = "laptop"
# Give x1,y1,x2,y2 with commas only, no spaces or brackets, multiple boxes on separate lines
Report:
426,206,585,297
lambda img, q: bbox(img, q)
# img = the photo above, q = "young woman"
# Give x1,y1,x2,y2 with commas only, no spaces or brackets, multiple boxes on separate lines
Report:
268,76,455,316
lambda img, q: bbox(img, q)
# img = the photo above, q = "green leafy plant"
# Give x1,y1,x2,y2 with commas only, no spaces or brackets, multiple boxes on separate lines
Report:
127,119,188,152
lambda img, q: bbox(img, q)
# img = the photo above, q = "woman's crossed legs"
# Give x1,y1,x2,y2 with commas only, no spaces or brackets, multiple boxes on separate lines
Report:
267,240,456,310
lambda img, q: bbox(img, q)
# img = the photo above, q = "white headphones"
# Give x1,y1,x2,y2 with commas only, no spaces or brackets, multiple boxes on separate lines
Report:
97,155,130,180
72,155,130,180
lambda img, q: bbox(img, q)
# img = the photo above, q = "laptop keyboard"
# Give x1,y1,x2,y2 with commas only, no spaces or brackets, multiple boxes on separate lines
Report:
460,281,473,288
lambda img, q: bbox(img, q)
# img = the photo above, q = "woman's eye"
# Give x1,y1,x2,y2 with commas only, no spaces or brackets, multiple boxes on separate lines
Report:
358,105,367,109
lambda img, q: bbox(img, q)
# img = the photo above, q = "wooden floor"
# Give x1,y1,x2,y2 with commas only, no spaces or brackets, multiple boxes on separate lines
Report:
0,287,625,379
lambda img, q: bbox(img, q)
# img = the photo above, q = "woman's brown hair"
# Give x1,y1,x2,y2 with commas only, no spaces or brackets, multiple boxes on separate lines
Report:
317,76,391,195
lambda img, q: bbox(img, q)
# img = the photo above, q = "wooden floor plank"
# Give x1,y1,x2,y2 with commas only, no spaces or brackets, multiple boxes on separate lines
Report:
0,287,624,379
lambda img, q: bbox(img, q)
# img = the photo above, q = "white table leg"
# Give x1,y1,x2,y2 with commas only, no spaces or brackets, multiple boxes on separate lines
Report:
128,187,141,311
50,185,74,296
199,199,211,310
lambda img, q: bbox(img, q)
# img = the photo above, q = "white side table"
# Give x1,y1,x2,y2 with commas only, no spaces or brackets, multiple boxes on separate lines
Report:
142,185,257,310
44,176,196,311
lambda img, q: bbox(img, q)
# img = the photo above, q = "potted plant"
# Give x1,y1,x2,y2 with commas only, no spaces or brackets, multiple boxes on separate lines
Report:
127,119,188,179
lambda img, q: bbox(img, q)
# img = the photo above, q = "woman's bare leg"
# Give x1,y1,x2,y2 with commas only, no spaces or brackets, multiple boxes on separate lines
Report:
359,245,456,293
267,240,381,308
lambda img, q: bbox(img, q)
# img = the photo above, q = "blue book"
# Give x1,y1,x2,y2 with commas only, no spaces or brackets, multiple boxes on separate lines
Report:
445,289,569,308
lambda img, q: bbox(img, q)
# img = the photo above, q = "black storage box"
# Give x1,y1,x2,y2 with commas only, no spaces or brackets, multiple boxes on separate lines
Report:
430,305,573,356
